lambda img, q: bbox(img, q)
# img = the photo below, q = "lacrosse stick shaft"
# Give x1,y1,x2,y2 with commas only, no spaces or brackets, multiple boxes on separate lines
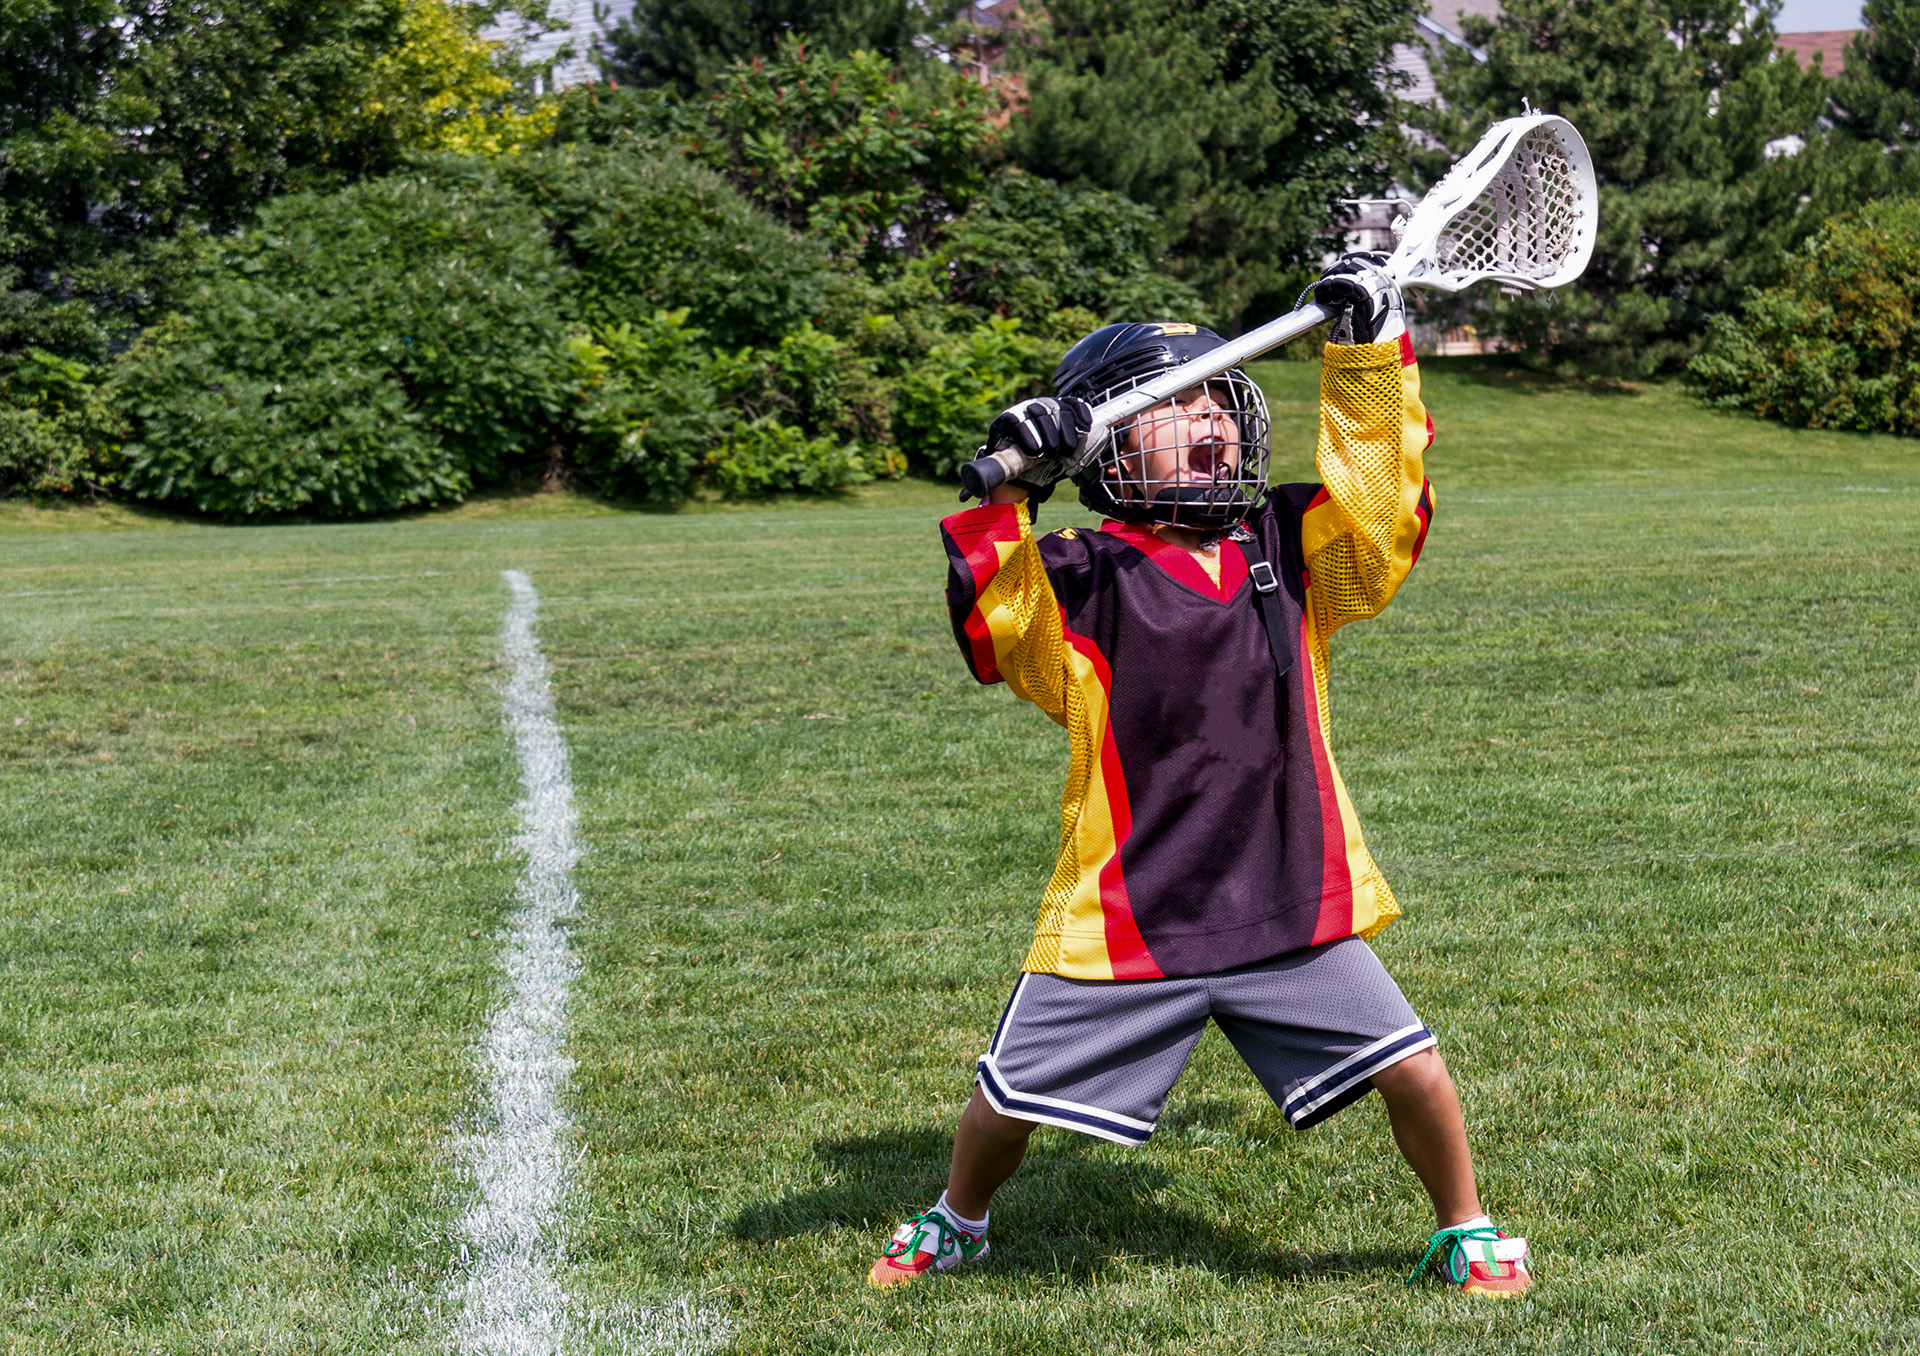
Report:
959,302,1334,499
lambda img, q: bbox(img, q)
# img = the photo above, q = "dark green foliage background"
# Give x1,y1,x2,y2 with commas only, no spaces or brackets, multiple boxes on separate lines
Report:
601,0,936,93
117,173,573,519
8,0,1920,510
1006,0,1421,331
1410,0,1907,379
1690,199,1920,433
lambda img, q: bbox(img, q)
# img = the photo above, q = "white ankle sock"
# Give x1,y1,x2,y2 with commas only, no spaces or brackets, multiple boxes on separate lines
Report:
935,1192,987,1236
1450,1213,1493,1231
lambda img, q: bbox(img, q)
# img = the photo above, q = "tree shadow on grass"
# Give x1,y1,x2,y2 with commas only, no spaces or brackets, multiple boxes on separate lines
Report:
729,1127,1415,1285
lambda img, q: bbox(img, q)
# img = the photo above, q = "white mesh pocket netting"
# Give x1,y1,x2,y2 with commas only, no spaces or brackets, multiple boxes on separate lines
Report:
1434,126,1586,284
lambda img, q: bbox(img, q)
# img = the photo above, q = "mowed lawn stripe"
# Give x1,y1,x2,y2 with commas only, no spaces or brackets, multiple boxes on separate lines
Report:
0,531,526,1354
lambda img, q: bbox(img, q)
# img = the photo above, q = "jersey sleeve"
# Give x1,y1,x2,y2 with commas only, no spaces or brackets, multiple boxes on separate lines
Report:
939,501,1073,725
1299,333,1436,636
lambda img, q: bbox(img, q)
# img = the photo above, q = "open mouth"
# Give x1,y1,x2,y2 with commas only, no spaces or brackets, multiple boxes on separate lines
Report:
1183,438,1235,484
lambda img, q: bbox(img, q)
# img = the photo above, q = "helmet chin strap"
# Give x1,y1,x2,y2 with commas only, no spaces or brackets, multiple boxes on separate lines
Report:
1138,482,1258,533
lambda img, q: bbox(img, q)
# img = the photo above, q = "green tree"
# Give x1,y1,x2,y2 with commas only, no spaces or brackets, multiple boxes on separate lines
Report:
1005,0,1420,331
601,0,940,93
1414,0,1859,375
554,39,995,264
0,0,551,364
941,168,1205,324
1831,0,1920,145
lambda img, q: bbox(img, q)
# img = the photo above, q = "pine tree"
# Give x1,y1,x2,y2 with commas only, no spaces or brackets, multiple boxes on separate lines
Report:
1831,0,1920,143
602,0,941,93
1003,0,1420,333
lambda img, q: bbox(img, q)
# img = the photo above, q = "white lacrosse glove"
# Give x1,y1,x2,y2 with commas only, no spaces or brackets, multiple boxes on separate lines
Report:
1314,254,1406,346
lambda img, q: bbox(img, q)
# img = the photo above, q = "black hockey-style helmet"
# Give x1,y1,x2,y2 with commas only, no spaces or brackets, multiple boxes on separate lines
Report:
1054,322,1271,530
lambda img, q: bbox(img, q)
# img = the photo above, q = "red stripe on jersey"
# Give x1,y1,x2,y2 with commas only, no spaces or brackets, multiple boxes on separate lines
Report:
942,504,1023,684
1399,332,1417,368
1411,478,1433,565
1064,620,1162,980
944,503,1021,592
1300,611,1354,945
961,612,1000,684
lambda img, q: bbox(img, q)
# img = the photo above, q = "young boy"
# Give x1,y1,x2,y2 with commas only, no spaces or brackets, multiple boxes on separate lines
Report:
868,258,1531,1296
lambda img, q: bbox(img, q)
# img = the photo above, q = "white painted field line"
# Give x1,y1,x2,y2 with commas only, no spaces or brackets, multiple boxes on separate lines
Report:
449,569,727,1356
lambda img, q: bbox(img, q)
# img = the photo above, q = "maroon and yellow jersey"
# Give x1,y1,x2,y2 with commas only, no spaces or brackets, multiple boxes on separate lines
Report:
940,337,1435,981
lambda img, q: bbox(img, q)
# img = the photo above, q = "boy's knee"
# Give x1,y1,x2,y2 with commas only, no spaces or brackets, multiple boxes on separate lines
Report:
1371,1046,1451,1099
964,1090,1039,1143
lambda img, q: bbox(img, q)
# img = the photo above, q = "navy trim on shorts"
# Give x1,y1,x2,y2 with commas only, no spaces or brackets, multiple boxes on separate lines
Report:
1282,1023,1436,1129
975,1057,1154,1147
985,973,1029,1057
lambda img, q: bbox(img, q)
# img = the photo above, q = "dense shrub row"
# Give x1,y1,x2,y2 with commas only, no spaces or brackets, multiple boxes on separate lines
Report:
6,38,1205,517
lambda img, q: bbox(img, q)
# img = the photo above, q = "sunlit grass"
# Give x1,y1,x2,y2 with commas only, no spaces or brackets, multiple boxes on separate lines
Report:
1,361,1915,1352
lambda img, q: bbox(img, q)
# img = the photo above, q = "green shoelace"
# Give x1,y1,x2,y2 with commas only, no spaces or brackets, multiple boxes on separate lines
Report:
882,1210,979,1263
1405,1223,1506,1286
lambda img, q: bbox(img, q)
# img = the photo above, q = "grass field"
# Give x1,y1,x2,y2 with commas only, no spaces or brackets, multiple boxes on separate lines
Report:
3,361,1917,1354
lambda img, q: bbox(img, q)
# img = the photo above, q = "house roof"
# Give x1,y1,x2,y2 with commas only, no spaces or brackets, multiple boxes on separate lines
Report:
1775,30,1858,71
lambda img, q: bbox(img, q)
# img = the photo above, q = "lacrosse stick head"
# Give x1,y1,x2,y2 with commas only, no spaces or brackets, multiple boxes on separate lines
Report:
1388,114,1597,294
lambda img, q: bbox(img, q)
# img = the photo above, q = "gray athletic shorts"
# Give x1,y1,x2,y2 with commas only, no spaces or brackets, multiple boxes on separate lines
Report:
976,937,1434,1146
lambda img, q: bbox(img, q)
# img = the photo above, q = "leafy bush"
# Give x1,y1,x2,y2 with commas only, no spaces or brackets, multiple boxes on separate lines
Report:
894,319,1053,477
503,143,828,348
1688,200,1920,434
705,419,870,497
118,173,570,518
0,348,119,495
573,311,876,500
571,312,732,503
943,169,1206,325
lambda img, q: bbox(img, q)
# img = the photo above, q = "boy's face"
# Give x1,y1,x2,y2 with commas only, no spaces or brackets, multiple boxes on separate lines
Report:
1111,382,1243,500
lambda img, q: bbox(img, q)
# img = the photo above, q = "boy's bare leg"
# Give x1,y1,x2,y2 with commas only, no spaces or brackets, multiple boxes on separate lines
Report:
944,1087,1037,1221
1369,1048,1485,1227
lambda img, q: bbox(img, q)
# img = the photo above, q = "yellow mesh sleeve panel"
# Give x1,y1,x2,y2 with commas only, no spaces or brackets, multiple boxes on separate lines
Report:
1021,667,1092,975
1304,340,1428,641
1357,860,1400,939
981,502,1070,725
1298,340,1428,941
976,505,1108,976
1308,627,1335,749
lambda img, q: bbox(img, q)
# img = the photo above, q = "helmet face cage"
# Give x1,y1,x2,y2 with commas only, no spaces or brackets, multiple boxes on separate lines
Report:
1083,367,1271,531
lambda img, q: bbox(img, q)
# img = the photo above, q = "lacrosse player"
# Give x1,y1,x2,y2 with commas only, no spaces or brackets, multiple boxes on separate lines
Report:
868,256,1531,1297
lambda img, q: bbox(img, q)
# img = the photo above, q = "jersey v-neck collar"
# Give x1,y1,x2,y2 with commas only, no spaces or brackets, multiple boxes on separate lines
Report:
1099,520,1249,603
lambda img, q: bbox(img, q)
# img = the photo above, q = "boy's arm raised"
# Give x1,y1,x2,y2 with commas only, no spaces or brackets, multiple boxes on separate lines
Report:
1300,313,1436,638
938,490,1074,726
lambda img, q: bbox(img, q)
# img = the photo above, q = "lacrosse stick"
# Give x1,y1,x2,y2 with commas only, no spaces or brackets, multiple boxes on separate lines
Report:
959,111,1598,499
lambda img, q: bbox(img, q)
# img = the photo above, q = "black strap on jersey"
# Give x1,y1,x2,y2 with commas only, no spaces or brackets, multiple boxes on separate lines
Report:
1234,527,1296,679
